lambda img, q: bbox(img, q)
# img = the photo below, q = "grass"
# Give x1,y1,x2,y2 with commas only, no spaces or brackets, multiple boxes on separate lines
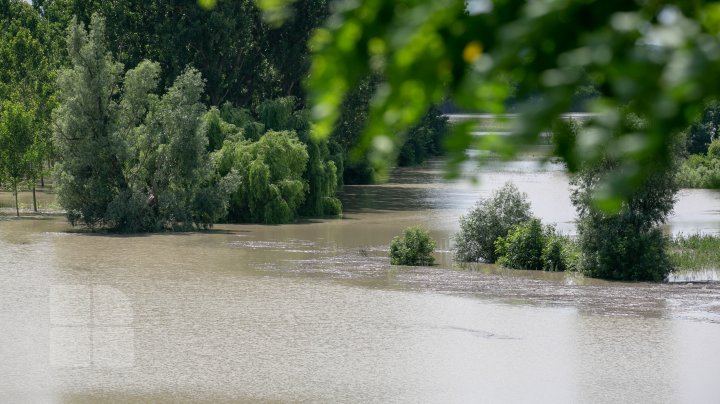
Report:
669,234,720,271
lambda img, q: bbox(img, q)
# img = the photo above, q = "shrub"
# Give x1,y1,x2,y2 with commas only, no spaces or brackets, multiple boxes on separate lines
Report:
677,140,720,189
390,226,436,266
495,218,545,270
454,183,532,262
577,220,673,281
494,219,576,272
542,231,578,272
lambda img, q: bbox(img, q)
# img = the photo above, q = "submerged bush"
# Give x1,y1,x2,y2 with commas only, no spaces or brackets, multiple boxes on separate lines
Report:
390,226,436,266
493,218,576,272
454,183,532,263
577,220,672,281
495,218,545,270
542,231,578,272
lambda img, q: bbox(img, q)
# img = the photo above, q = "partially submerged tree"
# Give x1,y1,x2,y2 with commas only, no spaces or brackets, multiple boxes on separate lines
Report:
0,101,35,216
571,156,678,281
53,15,221,231
214,130,309,224
454,183,532,263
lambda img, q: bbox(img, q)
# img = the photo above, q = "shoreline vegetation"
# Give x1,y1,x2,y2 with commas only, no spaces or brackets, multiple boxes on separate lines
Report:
6,187,719,280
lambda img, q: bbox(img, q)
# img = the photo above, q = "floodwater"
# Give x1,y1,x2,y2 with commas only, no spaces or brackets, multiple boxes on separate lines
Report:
2,160,720,403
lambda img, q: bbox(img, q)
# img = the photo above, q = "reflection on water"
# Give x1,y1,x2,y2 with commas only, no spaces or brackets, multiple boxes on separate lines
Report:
2,160,720,403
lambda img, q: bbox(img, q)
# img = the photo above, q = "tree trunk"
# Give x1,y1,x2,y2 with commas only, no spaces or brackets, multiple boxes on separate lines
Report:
33,185,37,212
14,183,19,217
40,174,44,188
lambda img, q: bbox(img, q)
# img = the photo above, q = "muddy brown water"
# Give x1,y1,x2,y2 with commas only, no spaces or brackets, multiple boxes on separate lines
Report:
2,160,720,403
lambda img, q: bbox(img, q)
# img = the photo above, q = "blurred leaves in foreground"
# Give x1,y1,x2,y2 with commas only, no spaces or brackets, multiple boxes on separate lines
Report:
260,0,720,211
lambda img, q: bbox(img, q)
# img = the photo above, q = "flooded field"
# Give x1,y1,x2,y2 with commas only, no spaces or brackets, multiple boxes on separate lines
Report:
2,160,720,403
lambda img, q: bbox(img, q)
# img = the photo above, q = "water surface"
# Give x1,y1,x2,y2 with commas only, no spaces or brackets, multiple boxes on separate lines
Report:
2,160,720,403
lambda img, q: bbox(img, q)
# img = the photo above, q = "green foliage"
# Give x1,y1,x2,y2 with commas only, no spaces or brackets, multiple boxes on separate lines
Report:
255,97,341,217
40,0,329,107
297,0,720,205
398,106,448,167
301,138,341,216
200,107,241,152
389,225,436,266
677,138,720,188
0,100,36,215
214,130,309,224
219,102,264,141
209,96,342,223
495,218,545,270
670,234,720,271
577,221,673,282
52,15,125,227
330,76,448,184
571,157,678,281
53,15,221,231
454,183,532,263
331,76,378,184
686,102,720,155
676,153,720,188
494,219,574,272
1,0,61,212
542,232,578,273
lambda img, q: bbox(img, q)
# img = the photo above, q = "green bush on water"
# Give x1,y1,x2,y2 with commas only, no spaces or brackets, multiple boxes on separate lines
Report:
390,226,436,266
493,218,577,272
495,218,545,270
453,183,532,263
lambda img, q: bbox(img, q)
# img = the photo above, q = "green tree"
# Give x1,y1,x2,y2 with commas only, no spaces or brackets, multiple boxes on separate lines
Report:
40,0,330,108
53,15,221,231
52,14,125,227
1,0,61,204
143,67,216,229
398,106,448,167
214,130,309,223
255,97,341,216
571,156,678,281
454,183,532,263
331,75,379,184
0,101,35,216
685,102,720,156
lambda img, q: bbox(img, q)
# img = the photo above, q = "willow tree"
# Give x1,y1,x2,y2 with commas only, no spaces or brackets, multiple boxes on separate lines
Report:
214,130,309,224
255,97,341,216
